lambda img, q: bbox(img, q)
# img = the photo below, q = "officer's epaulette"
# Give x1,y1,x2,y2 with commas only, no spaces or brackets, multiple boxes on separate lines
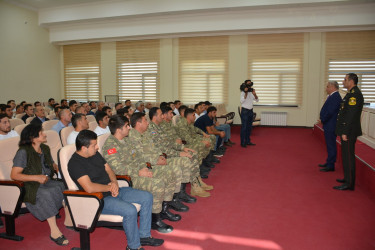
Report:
351,89,355,93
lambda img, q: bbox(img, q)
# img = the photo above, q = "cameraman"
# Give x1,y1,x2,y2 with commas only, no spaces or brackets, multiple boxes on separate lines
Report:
240,80,258,147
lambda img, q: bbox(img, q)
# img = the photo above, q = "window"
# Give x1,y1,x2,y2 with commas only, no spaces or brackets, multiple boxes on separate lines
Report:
63,43,101,102
325,31,375,103
248,33,304,106
328,60,375,103
179,36,228,104
116,40,160,102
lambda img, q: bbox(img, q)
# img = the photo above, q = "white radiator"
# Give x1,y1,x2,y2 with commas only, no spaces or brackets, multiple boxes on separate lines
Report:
260,112,287,126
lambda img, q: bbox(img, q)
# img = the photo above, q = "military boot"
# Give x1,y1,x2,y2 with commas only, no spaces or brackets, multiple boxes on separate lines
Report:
197,176,213,190
160,201,181,221
151,213,173,233
191,179,210,197
177,183,197,203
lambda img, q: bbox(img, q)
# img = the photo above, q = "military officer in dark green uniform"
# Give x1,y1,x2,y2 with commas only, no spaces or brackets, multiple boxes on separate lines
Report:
334,73,364,191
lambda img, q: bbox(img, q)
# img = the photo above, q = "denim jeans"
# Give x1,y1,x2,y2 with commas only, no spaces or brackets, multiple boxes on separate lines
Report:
240,108,253,145
102,187,153,249
216,124,231,142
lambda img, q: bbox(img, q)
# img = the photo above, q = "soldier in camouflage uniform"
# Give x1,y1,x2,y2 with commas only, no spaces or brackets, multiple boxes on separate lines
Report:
101,115,178,234
159,106,214,192
128,113,199,213
148,107,211,198
175,107,220,177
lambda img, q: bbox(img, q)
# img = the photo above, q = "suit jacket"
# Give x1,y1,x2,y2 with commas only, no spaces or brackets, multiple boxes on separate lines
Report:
320,91,342,132
30,116,49,125
335,85,364,137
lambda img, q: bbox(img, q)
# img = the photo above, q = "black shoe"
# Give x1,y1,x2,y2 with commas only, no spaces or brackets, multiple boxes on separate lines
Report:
318,163,327,167
333,185,354,191
228,140,236,145
177,183,197,203
200,174,208,179
151,213,173,233
140,236,164,246
203,159,215,168
160,202,181,222
209,156,220,164
169,194,189,212
0,218,3,228
320,167,335,172
336,178,345,183
126,246,145,250
224,142,232,147
246,142,256,146
241,144,247,148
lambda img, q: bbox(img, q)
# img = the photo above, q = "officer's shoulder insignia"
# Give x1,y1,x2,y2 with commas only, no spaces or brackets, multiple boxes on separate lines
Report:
349,97,356,106
107,148,117,155
351,89,355,93
151,131,156,135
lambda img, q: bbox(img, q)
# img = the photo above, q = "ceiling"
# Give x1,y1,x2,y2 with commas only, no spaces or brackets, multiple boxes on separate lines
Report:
4,0,121,10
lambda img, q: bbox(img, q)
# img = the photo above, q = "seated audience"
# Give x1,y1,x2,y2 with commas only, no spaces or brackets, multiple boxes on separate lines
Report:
75,106,86,115
0,114,19,140
94,111,110,136
20,101,27,107
68,130,163,250
173,100,181,115
11,124,73,246
34,101,41,107
194,102,204,120
144,102,152,113
102,106,113,117
195,106,225,154
52,108,72,134
7,100,16,112
115,102,123,111
46,98,55,111
125,99,132,108
117,107,130,119
97,101,105,113
61,99,68,108
134,101,145,113
87,101,96,115
0,104,13,119
69,100,78,114
22,104,34,123
53,105,62,119
15,104,24,115
30,106,49,125
81,102,90,115
67,113,89,145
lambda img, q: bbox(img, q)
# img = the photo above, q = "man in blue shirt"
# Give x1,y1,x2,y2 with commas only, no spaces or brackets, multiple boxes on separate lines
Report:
194,106,225,153
52,108,72,134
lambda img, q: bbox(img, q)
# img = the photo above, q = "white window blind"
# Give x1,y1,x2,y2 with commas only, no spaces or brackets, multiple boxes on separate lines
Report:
179,36,228,104
248,33,304,106
325,31,375,103
63,43,101,102
116,40,160,102
328,61,375,103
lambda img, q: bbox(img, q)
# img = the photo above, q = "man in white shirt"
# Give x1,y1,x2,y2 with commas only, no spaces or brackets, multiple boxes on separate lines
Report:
94,111,110,136
240,80,259,147
0,114,19,140
194,102,204,121
134,101,145,113
173,100,181,116
67,113,89,145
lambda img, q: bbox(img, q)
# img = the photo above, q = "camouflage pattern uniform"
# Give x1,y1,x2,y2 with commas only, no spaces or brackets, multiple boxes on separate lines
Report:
148,121,200,182
102,134,176,213
174,117,215,162
128,128,182,193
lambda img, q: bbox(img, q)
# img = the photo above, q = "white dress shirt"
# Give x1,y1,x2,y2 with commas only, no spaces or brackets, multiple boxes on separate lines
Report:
240,91,258,110
94,126,110,136
0,130,19,141
67,130,79,145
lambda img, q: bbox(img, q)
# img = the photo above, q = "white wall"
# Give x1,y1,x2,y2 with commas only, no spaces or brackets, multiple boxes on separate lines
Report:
0,0,61,104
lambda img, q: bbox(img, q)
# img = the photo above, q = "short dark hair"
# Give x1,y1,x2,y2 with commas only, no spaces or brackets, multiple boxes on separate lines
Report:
184,108,195,118
0,113,9,121
48,98,54,103
89,101,96,107
125,100,131,103
115,103,122,109
20,101,26,106
54,106,62,114
61,99,67,105
207,106,217,114
178,105,188,115
0,104,10,112
130,112,145,128
116,107,128,117
95,111,108,124
346,73,358,85
204,101,212,106
7,100,15,105
102,106,111,113
16,104,23,110
159,102,168,109
19,123,42,146
161,106,172,114
34,101,40,107
194,103,201,110
76,130,97,151
69,100,77,107
24,104,32,110
174,100,181,105
71,113,85,128
108,115,129,135
149,107,159,121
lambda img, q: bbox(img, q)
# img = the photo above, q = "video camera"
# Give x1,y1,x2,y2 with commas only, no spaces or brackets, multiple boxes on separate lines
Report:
240,80,254,92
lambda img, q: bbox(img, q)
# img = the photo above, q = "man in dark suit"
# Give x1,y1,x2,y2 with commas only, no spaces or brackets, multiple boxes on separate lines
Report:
334,73,364,191
30,106,49,125
318,81,342,172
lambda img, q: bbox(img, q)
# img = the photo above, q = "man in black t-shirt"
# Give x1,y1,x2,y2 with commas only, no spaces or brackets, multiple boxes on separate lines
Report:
68,130,163,250
194,106,225,153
